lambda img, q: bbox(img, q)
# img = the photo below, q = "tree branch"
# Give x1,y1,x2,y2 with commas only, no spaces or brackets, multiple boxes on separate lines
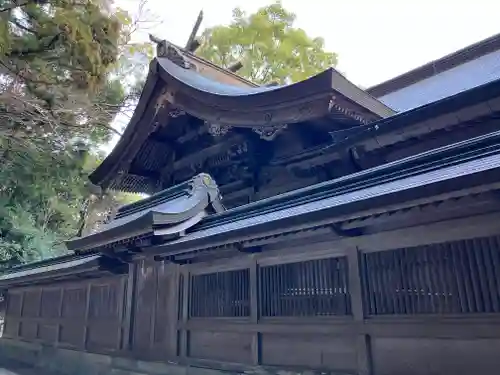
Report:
8,32,62,56
9,19,39,35
0,1,30,13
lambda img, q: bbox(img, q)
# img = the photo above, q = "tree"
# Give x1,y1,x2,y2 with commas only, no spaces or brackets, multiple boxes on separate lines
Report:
0,0,153,148
196,1,337,85
0,0,149,262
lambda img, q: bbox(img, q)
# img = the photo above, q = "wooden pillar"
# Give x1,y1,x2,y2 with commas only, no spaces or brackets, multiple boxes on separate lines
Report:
56,288,64,346
122,262,137,351
179,267,190,358
83,282,92,349
249,257,261,365
167,264,181,357
148,265,159,349
18,291,25,337
348,247,372,375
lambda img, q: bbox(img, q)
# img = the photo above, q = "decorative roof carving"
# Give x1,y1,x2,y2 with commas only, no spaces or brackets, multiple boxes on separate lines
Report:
66,173,224,253
149,34,194,70
205,121,231,137
169,108,186,118
253,124,288,141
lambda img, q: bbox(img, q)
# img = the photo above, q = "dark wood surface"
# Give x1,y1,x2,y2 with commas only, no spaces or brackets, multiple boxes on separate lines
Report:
4,205,500,375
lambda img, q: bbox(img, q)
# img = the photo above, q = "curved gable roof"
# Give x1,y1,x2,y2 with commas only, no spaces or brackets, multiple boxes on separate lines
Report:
90,53,394,192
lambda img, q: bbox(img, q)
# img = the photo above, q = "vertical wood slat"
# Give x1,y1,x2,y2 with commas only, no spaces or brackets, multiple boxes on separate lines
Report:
123,262,137,351
272,264,279,316
473,238,492,312
176,272,184,357
258,257,350,317
463,240,483,312
420,247,433,313
17,292,24,338
149,265,159,349
56,287,64,345
249,258,260,365
450,242,467,313
489,236,500,303
456,241,475,313
168,265,180,358
433,244,448,313
484,237,500,311
83,282,92,349
334,257,343,315
116,276,127,350
180,268,190,358
189,269,250,318
363,236,500,316
373,252,384,314
348,248,372,375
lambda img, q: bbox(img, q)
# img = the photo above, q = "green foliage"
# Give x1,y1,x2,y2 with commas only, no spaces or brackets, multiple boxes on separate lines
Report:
0,0,147,262
0,141,141,262
0,0,151,147
0,143,91,261
197,1,337,84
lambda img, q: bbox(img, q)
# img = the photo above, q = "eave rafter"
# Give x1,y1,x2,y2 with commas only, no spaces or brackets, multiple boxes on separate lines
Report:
90,36,393,193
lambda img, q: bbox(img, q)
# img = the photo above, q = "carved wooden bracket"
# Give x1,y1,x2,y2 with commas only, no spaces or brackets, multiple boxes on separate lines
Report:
205,121,232,137
169,108,186,118
252,124,288,141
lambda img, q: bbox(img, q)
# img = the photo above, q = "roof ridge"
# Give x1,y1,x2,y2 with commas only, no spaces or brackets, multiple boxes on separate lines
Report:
368,32,500,97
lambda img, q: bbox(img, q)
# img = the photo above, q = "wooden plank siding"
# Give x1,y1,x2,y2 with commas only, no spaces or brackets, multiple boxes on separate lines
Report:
4,275,127,353
4,225,500,374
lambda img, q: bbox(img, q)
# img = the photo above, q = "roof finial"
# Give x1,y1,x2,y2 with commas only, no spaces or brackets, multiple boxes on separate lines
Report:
149,34,192,69
228,61,243,73
186,10,204,52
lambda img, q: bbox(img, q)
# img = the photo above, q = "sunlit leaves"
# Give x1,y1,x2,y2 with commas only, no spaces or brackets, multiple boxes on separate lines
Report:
197,1,337,85
0,0,148,262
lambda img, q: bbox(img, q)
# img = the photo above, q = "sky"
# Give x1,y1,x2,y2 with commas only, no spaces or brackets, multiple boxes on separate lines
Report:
117,0,500,88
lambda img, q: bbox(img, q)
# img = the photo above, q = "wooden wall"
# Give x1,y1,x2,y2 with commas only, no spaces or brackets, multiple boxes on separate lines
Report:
129,259,179,359
173,234,500,375
4,226,500,374
3,275,127,353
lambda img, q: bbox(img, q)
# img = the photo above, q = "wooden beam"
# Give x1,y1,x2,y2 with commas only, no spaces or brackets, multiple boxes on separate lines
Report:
173,134,244,170
348,248,373,375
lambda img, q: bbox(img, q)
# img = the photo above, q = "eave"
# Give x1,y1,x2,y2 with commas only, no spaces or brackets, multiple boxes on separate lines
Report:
154,57,394,126
0,254,123,288
89,54,394,191
146,129,500,258
280,75,500,168
66,173,224,254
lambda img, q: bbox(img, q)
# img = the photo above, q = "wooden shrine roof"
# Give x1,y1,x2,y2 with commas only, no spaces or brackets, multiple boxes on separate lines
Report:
66,173,224,254
89,43,394,194
367,32,500,98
